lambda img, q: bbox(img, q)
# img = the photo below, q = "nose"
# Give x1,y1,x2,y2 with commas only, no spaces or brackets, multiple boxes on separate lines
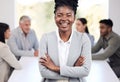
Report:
61,15,68,21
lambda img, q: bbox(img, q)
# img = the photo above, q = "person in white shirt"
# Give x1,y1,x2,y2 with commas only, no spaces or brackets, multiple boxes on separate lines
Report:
39,0,91,82
0,22,21,82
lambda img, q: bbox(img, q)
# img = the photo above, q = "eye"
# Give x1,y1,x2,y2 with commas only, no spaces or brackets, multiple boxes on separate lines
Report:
56,14,62,17
67,14,72,17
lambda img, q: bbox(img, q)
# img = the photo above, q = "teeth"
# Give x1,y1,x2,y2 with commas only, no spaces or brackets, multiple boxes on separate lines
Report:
62,23,68,27
60,21,69,27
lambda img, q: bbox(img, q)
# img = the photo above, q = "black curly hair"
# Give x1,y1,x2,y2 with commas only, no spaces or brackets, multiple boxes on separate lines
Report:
54,0,79,15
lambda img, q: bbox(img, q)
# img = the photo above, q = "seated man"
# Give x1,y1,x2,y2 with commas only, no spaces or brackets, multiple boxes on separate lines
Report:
8,15,39,59
92,19,120,78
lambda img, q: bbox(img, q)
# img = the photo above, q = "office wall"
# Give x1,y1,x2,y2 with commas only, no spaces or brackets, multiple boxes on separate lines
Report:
0,0,119,34
0,0,15,29
109,0,120,35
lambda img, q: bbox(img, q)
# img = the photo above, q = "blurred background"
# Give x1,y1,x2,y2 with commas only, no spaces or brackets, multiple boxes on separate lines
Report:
16,0,108,42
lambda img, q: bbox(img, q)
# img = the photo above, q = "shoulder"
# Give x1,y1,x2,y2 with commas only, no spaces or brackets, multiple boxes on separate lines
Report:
109,32,120,42
40,31,56,41
0,42,9,51
74,31,89,39
12,27,19,32
87,34,94,38
73,31,91,44
0,42,7,48
11,27,20,36
112,32,120,39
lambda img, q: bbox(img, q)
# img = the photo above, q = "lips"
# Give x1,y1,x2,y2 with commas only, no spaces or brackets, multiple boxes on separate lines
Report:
59,21,70,27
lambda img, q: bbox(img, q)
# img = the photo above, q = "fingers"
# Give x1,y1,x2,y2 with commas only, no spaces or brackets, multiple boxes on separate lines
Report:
40,57,47,61
79,56,85,61
74,56,85,66
79,56,84,60
79,58,84,62
45,53,50,58
39,57,48,67
39,57,46,63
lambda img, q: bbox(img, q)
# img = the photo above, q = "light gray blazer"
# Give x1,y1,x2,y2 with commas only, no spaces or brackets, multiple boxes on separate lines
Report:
39,31,91,82
0,42,21,82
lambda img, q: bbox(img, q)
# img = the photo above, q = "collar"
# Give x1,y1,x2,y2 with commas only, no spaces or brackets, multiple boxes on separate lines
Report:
56,30,73,44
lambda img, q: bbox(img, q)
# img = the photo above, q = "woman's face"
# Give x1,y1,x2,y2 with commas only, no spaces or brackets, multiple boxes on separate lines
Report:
76,20,86,33
4,28,10,39
55,6,75,32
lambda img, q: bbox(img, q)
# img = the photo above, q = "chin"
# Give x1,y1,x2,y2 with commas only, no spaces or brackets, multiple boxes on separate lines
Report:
101,34,105,37
59,28,70,32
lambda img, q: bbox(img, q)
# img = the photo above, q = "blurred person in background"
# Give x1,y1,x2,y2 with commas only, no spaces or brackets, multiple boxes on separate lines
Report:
8,15,39,59
0,22,21,82
92,19,120,78
76,18,94,46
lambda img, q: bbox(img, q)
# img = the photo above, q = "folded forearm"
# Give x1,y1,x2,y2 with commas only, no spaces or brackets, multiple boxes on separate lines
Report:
40,66,67,79
60,65,89,78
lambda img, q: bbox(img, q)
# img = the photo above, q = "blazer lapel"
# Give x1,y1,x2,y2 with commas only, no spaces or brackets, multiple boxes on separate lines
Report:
53,35,60,66
48,32,60,66
67,32,83,66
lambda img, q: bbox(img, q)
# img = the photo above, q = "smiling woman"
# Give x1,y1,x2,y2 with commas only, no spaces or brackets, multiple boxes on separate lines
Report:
39,0,91,82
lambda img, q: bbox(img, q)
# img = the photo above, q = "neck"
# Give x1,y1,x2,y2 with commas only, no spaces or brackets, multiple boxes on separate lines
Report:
104,31,112,38
59,30,72,42
23,32,28,37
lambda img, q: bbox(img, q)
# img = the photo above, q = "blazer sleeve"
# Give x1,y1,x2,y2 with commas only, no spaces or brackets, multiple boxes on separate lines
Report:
60,33,92,78
0,45,22,69
39,34,68,80
7,33,34,56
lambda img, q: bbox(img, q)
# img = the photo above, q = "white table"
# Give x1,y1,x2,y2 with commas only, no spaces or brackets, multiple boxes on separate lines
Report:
8,57,120,82
8,57,42,82
84,61,120,82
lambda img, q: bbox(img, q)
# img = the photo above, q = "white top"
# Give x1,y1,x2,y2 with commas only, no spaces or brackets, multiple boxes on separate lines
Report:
56,30,73,66
56,30,73,82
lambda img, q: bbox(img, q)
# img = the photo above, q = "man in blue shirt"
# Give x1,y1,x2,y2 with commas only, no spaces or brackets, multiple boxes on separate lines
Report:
8,15,39,59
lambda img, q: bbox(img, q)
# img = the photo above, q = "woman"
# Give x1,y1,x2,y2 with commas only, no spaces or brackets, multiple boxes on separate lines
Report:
0,22,21,82
76,18,94,46
39,0,91,82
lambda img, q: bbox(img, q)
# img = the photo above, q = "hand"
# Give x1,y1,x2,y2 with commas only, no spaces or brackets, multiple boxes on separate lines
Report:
74,56,85,66
34,50,39,57
39,54,60,72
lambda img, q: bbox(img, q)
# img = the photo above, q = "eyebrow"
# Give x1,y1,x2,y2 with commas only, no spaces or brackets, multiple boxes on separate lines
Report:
56,12,72,15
